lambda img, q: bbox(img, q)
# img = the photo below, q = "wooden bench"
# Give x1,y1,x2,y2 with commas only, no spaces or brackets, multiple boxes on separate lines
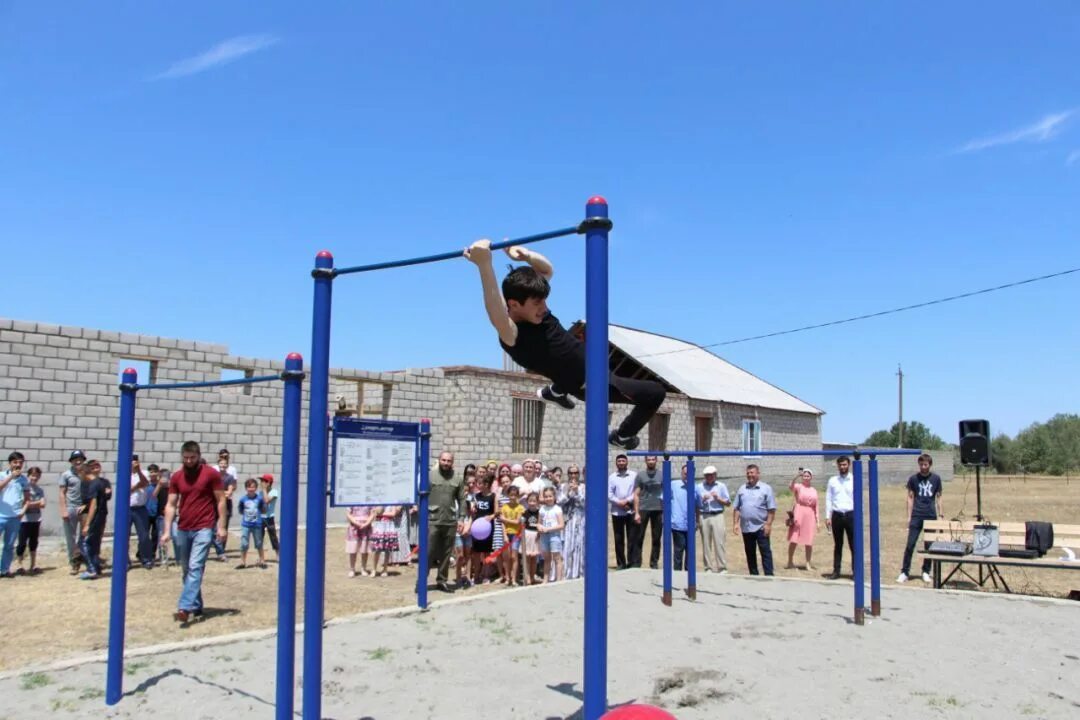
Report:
919,520,1080,593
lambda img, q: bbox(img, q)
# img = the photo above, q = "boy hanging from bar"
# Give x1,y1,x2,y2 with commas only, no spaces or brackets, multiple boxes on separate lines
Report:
464,239,665,450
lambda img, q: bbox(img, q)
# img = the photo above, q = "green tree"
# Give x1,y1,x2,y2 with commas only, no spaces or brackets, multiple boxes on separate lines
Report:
863,421,945,450
990,433,1018,474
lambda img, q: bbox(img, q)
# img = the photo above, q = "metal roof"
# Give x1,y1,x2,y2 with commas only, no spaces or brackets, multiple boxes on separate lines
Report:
605,324,824,415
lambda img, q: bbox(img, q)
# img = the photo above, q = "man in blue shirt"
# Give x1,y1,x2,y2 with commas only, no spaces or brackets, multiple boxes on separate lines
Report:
732,464,777,576
0,451,30,578
670,464,703,571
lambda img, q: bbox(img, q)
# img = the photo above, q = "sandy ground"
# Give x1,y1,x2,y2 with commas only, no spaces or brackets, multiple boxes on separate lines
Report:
2,571,1079,720
0,475,1077,673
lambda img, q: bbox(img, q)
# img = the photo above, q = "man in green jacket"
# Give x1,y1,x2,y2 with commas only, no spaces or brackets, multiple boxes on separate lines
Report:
429,451,466,592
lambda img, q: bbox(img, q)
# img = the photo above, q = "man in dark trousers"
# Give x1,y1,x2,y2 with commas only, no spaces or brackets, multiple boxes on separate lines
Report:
897,454,943,584
631,454,664,569
732,464,776,576
428,451,466,593
825,456,855,580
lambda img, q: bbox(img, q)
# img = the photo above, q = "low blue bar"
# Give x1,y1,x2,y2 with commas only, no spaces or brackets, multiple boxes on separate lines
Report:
417,419,431,610
661,458,672,606
626,449,922,458
868,456,882,617
134,374,281,391
105,368,137,705
333,226,580,276
853,458,865,625
275,354,304,720
685,459,697,599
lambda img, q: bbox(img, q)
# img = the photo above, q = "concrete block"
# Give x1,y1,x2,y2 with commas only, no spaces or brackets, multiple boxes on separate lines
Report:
24,334,47,346
16,378,42,392
22,355,45,368
12,320,37,333
8,366,32,378
46,335,70,348
99,330,120,342
0,318,11,330
59,326,82,338
0,330,23,343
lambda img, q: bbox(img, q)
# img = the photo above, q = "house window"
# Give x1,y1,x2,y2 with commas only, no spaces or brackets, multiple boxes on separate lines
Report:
512,397,545,454
694,416,712,452
117,358,156,385
648,413,670,451
221,367,255,396
742,419,762,454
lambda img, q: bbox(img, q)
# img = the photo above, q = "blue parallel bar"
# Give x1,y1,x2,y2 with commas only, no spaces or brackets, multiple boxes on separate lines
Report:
685,459,697,600
333,226,581,276
853,457,865,625
868,456,882,617
276,353,304,720
626,449,922,458
134,374,281,391
105,368,137,705
417,419,431,610
661,458,672,606
582,196,610,720
302,251,334,720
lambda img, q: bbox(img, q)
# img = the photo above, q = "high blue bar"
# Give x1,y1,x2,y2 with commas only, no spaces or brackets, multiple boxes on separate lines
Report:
852,457,865,625
302,251,334,720
276,354,304,720
333,226,580,276
685,458,697,600
133,374,281,391
417,419,431,610
626,449,922,458
582,197,610,720
868,456,882,617
105,368,137,705
661,458,673,606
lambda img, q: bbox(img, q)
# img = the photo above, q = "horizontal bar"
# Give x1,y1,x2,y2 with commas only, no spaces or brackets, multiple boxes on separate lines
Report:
627,449,924,458
333,226,581,277
132,374,282,391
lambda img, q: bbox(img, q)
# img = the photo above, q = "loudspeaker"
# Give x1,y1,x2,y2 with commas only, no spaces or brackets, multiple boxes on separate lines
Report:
959,419,990,467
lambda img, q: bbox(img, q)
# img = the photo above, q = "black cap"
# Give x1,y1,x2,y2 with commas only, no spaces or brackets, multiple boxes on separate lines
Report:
69,450,86,461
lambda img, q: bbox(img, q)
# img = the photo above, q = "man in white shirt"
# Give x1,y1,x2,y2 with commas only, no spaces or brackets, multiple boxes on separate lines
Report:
608,454,637,570
825,456,855,580
128,454,153,569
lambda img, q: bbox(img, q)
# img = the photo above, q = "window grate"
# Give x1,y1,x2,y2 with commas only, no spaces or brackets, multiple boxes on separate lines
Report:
512,397,545,454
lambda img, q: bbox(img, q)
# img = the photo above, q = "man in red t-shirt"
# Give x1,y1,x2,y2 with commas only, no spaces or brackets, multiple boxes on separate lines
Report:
160,440,226,623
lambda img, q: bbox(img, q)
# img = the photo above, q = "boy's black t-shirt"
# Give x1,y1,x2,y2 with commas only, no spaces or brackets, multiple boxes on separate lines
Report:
499,311,586,391
907,472,942,519
523,507,540,532
473,492,496,518
80,479,109,521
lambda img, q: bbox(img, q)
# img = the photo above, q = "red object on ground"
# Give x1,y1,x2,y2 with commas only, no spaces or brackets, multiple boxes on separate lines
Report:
601,705,677,720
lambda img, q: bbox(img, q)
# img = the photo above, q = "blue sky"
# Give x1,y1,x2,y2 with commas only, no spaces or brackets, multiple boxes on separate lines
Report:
3,3,1078,444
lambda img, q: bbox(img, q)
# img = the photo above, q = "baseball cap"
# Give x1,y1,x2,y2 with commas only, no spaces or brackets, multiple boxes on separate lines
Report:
703,465,717,475
259,473,274,482
69,450,86,461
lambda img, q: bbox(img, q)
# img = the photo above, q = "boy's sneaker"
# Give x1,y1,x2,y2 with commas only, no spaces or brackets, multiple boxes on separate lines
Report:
896,572,908,583
79,571,98,581
922,572,932,584
608,431,640,450
537,385,575,410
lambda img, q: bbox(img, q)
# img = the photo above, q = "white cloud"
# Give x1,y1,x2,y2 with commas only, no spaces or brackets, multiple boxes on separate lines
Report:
153,34,278,80
1068,150,1080,167
957,110,1074,153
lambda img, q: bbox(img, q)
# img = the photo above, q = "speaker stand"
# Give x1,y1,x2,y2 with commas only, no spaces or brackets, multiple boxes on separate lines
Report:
975,465,983,522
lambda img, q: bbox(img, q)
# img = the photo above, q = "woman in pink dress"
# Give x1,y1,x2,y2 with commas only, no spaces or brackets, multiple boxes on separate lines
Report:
786,469,819,570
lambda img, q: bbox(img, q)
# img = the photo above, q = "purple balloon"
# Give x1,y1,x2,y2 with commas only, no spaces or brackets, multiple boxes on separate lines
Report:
470,517,492,541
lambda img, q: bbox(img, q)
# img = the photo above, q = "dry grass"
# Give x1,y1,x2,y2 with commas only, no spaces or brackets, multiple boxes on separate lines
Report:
0,474,1076,672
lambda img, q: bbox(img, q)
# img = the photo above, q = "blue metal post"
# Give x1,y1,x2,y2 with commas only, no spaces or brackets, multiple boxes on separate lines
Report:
106,368,137,705
685,458,697,600
417,419,431,609
276,353,304,720
868,455,882,617
853,455,865,625
303,251,334,720
583,196,610,720
661,457,672,606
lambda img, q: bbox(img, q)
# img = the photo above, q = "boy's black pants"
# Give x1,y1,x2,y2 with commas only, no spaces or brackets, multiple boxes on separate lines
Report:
562,373,666,439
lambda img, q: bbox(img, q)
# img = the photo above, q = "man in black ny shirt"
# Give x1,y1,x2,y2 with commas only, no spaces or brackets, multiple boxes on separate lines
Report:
464,239,665,450
897,453,943,584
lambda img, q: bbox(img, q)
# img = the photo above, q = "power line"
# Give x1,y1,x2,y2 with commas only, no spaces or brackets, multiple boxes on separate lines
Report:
638,266,1080,358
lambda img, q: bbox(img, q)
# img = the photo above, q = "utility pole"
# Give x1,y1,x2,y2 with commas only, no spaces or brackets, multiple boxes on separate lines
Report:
897,364,904,448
